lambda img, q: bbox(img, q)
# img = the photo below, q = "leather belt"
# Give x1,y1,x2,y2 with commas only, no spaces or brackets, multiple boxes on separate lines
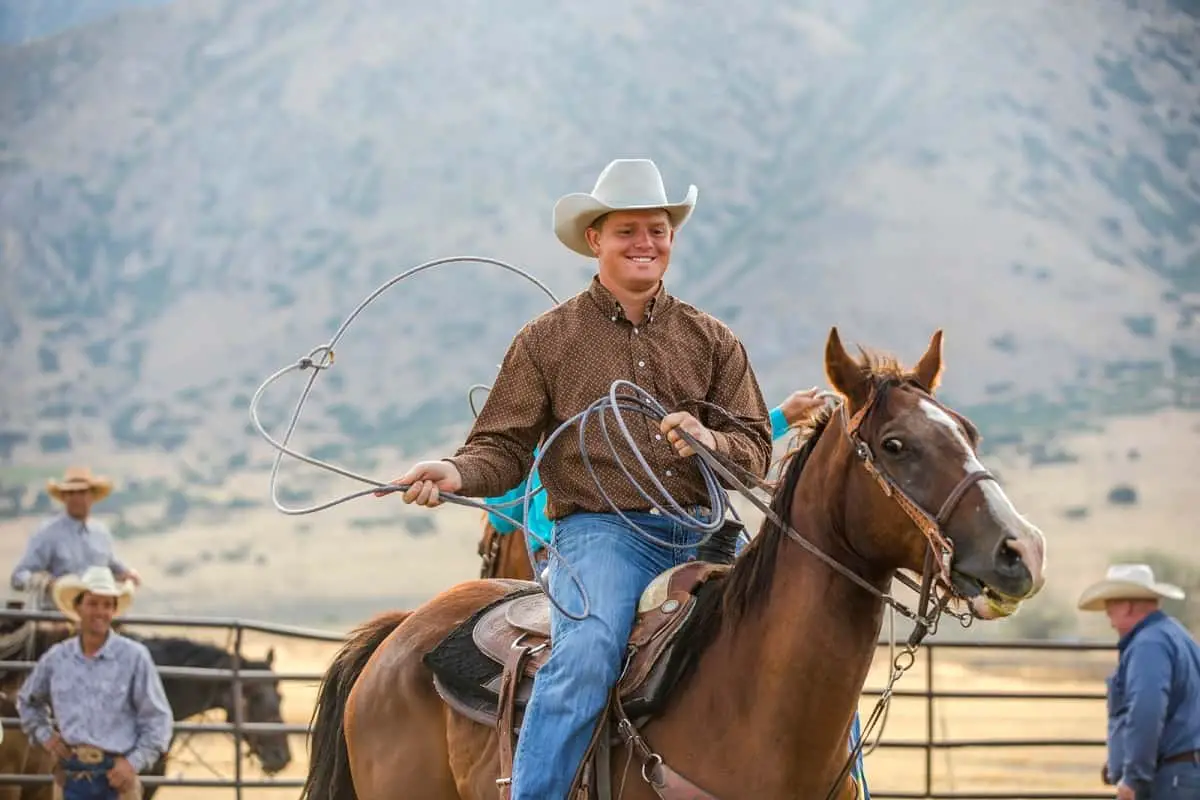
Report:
1161,749,1200,766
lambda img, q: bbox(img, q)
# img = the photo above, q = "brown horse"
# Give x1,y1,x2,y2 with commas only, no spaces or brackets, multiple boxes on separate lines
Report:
476,514,537,583
0,618,75,800
302,327,1048,800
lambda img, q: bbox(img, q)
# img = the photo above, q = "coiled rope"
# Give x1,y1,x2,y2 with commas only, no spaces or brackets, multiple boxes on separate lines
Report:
248,256,754,621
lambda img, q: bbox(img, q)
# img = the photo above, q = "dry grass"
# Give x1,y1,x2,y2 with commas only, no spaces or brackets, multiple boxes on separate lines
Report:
117,631,1118,799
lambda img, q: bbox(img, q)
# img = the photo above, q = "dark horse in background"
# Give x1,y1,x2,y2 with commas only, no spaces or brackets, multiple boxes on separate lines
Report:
128,633,293,798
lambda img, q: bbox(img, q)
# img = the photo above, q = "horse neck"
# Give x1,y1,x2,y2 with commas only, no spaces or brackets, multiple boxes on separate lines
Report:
670,433,887,789
156,643,234,720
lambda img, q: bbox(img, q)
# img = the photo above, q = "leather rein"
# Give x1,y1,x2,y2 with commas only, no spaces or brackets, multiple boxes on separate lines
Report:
615,383,1000,800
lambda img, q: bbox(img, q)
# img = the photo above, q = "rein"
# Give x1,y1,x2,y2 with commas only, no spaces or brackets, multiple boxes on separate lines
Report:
618,382,993,800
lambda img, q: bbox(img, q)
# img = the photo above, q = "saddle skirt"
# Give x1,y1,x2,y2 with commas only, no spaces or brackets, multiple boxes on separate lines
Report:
423,560,728,729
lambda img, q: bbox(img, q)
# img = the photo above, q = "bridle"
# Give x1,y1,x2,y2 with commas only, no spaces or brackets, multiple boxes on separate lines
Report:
621,381,1008,800
839,381,998,639
684,379,998,642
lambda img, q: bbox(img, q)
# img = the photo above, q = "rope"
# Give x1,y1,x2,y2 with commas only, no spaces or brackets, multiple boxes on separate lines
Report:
250,256,801,621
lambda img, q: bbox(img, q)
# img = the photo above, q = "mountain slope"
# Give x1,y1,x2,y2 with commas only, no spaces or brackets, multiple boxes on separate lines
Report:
0,0,1196,538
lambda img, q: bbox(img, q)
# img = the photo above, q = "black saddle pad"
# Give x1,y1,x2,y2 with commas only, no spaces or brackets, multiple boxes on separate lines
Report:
423,586,542,707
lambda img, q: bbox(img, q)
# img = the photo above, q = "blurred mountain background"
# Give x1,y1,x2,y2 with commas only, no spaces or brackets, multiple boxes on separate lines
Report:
0,0,1196,632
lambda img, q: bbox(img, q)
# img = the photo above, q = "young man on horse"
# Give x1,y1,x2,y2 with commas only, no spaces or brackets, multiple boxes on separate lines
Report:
11,467,142,610
388,158,776,799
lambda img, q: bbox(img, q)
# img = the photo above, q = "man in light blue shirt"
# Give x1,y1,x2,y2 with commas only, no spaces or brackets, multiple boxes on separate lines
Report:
1079,563,1200,799
18,566,172,800
10,467,141,608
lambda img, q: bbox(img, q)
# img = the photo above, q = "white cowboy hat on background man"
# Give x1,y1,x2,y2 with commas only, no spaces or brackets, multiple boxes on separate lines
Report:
46,466,113,503
52,566,136,622
552,158,698,257
1076,563,1185,611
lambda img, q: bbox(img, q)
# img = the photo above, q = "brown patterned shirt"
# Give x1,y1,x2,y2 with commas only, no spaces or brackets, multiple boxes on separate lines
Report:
446,276,773,520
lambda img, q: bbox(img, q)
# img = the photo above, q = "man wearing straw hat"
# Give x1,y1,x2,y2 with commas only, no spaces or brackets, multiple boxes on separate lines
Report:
10,467,141,609
1078,563,1200,799
16,565,172,800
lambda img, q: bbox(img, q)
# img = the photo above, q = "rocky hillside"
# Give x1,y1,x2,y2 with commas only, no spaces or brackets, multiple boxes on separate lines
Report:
0,0,1197,548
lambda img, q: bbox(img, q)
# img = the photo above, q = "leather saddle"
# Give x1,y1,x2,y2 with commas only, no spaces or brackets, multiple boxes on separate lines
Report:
423,559,731,799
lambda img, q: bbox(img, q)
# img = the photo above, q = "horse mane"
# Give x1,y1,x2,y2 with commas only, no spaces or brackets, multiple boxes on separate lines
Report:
721,402,835,622
125,632,268,669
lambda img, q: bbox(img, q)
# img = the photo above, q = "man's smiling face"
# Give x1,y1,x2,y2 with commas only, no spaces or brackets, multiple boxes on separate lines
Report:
586,209,674,294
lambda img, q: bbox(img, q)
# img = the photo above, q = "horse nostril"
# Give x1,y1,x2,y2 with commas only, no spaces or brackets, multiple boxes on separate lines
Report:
996,538,1024,573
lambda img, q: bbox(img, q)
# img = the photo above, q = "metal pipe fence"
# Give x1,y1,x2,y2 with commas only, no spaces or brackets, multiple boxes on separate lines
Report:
0,609,1119,798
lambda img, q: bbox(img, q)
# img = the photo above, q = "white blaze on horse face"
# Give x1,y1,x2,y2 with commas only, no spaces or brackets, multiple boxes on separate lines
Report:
917,399,1046,591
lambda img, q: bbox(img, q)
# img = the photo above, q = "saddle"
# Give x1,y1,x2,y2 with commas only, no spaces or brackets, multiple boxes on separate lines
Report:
423,559,731,799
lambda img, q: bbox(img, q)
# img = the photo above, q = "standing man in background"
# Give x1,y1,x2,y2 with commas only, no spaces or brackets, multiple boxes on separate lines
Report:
1078,563,1200,799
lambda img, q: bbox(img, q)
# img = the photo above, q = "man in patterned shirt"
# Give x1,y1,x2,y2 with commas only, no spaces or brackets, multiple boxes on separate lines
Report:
10,467,141,610
384,158,775,799
17,566,172,800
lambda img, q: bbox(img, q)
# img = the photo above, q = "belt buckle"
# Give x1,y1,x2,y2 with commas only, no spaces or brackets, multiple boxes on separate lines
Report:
73,745,104,765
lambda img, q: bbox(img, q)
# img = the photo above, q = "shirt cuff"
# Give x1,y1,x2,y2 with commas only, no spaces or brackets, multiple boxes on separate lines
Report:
443,456,494,497
769,406,789,440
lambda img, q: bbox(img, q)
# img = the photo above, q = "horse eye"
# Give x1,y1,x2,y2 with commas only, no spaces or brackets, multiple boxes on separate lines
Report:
882,437,904,454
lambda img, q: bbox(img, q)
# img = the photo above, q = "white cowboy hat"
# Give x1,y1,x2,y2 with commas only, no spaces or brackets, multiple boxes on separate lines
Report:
552,158,698,257
1076,563,1185,611
46,466,113,503
52,566,136,622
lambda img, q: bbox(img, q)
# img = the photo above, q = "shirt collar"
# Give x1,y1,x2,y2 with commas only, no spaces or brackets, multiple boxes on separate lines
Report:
586,275,673,324
1117,609,1166,653
71,631,118,660
57,512,89,532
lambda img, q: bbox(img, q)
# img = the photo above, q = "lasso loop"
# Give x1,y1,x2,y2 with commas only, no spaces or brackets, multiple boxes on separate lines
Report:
248,257,745,622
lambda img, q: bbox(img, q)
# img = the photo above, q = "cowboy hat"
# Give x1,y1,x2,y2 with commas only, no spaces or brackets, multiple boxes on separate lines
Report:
553,159,698,257
1076,563,1185,611
52,566,135,622
46,466,113,503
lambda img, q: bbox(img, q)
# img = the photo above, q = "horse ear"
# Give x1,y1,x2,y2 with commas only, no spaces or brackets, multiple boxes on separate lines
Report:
265,646,274,666
913,329,944,393
824,327,870,409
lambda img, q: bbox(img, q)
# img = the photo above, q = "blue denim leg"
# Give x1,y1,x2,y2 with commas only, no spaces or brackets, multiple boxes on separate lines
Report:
61,756,117,800
510,511,700,800
1149,761,1200,799
734,528,750,555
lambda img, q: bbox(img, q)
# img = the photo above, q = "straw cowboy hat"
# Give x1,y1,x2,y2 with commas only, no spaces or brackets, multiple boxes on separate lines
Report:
553,158,698,257
1076,563,1186,611
52,566,136,622
46,466,113,503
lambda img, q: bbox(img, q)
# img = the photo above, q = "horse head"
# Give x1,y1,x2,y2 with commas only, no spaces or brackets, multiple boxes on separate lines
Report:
230,646,292,775
822,326,1046,619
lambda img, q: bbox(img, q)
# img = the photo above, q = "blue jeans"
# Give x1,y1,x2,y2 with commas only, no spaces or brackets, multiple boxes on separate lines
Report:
510,511,704,799
60,755,118,800
1143,761,1200,799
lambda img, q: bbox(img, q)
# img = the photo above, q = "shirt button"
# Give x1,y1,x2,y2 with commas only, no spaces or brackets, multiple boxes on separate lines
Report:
633,327,640,334
665,470,673,477
611,316,618,322
655,434,662,441
638,360,645,367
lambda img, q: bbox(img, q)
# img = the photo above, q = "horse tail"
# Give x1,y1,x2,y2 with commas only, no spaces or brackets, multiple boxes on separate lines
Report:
301,610,410,800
